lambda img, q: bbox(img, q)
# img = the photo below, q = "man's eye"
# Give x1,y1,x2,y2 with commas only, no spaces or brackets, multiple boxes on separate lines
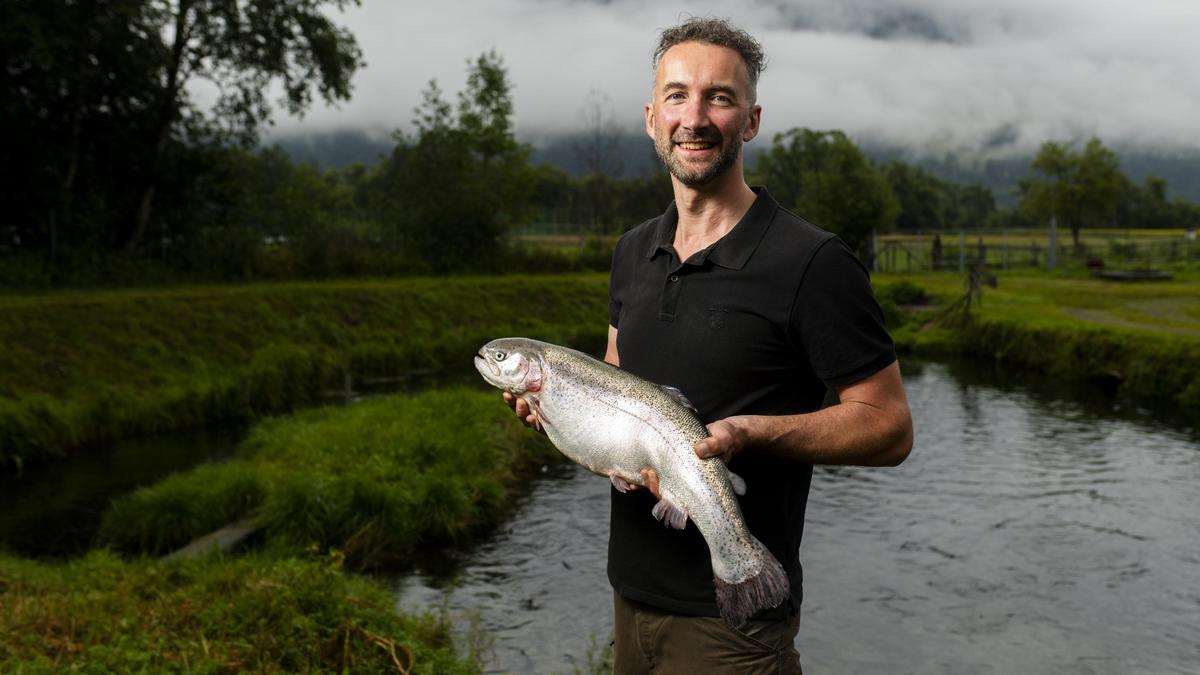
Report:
493,351,506,361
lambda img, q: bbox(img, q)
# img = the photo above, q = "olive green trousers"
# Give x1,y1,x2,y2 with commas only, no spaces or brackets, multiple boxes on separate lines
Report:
611,592,803,674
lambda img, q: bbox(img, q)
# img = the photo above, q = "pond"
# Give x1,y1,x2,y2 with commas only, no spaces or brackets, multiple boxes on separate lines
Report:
395,359,1200,674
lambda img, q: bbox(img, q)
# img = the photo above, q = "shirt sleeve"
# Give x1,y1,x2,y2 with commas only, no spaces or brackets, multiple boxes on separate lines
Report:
608,233,629,329
788,237,896,387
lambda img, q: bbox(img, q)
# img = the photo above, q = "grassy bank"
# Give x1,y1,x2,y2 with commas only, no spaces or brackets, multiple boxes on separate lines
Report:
0,550,478,673
97,387,560,565
5,267,1197,473
0,274,608,472
882,269,1200,415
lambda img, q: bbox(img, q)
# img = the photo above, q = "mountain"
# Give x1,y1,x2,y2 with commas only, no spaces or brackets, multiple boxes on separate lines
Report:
266,129,1200,205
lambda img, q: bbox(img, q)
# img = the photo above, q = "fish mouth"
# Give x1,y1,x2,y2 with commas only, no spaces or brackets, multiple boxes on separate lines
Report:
474,351,499,379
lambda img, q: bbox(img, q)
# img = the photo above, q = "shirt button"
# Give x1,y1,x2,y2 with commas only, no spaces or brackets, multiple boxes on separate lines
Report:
670,275,679,282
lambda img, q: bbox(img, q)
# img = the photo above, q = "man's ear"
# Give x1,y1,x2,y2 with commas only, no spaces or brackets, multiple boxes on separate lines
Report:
743,104,762,143
645,102,655,140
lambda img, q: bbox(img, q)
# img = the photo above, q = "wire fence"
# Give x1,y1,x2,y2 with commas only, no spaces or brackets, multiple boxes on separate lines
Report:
871,228,1200,275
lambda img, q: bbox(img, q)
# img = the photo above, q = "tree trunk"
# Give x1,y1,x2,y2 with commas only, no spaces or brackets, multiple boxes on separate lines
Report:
50,0,97,259
123,0,191,257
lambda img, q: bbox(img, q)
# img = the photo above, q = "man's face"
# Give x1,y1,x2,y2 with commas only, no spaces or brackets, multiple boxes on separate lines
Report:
646,42,762,187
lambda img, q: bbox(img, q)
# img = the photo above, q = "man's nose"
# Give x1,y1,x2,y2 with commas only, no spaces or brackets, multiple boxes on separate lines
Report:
679,98,710,131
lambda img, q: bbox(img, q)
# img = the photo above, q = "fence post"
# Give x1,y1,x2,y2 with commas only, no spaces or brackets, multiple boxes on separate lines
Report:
958,230,965,273
1048,215,1058,270
872,228,879,273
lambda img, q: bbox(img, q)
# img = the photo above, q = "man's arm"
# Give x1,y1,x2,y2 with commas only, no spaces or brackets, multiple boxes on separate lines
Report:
604,325,619,366
640,360,912,494
695,360,913,467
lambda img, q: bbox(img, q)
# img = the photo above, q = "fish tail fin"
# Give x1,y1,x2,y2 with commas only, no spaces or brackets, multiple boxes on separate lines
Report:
713,541,789,626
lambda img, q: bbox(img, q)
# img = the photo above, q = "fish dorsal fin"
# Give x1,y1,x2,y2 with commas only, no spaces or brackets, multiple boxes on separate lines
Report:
727,471,746,496
660,385,699,415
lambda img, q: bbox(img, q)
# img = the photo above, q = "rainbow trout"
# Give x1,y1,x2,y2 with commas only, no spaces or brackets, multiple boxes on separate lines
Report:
474,337,788,625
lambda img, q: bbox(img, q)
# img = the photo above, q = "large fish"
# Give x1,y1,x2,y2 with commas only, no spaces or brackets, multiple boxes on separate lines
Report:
474,337,788,625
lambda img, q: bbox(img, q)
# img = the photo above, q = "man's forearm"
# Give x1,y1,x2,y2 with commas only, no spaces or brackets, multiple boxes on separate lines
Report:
741,399,912,466
695,361,913,468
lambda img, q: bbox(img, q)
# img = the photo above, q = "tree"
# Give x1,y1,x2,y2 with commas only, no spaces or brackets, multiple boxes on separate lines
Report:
125,0,363,255
374,52,534,272
884,161,946,231
754,128,898,254
0,0,362,261
948,184,997,229
1,0,165,257
1019,138,1123,247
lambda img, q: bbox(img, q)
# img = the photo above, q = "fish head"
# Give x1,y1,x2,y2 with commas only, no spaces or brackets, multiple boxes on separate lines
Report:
474,338,545,395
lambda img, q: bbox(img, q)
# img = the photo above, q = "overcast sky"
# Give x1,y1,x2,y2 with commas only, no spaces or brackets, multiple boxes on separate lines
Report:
262,0,1200,158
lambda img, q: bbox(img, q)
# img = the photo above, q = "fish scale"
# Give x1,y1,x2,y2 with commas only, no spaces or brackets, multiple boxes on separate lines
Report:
475,337,789,625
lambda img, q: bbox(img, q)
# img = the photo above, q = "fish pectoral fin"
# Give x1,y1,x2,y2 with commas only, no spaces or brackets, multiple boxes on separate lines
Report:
610,474,635,493
659,385,699,415
727,471,747,496
651,492,689,530
528,398,550,431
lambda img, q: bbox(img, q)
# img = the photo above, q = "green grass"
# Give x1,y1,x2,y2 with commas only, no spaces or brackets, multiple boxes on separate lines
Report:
5,267,1197,473
880,269,1200,414
97,387,560,565
0,274,609,472
0,550,478,673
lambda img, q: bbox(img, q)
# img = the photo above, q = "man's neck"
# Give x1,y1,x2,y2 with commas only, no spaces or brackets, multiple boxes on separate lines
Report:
670,168,758,263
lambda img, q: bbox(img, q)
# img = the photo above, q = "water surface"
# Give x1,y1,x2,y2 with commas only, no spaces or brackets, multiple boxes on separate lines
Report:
397,359,1200,674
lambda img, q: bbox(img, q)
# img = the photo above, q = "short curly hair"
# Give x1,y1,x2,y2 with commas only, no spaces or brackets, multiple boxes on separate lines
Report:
652,17,766,100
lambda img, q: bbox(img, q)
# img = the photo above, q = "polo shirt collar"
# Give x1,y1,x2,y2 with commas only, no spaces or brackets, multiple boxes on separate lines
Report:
646,187,779,270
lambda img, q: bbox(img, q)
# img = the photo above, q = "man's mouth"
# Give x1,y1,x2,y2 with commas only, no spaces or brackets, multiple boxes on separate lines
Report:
676,141,717,151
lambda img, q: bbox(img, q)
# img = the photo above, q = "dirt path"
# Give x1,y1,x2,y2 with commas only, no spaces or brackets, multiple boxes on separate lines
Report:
1062,305,1200,338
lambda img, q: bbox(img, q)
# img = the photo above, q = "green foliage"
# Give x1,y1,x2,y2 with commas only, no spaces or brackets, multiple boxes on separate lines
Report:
371,52,536,272
884,161,997,231
1116,174,1200,231
0,0,363,258
98,388,561,567
883,271,1200,417
754,128,899,253
0,274,609,472
1019,138,1124,246
877,280,931,306
0,550,478,673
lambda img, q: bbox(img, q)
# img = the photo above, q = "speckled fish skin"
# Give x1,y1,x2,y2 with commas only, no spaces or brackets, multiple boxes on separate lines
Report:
474,337,789,625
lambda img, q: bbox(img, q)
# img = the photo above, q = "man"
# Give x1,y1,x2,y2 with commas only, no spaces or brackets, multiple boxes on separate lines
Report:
508,17,912,674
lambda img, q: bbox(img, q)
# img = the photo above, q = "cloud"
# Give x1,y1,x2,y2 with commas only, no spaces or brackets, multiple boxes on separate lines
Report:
259,0,1200,158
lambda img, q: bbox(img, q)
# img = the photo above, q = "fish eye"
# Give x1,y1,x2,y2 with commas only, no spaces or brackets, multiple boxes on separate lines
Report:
493,350,506,361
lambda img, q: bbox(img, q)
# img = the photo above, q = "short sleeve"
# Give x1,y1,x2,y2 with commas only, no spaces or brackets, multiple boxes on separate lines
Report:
788,238,896,387
608,234,630,329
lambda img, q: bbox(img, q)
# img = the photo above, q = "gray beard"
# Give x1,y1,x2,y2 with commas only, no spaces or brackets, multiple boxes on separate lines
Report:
657,135,743,187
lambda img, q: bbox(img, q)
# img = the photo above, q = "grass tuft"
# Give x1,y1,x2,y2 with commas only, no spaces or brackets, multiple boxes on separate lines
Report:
98,387,560,567
0,550,479,673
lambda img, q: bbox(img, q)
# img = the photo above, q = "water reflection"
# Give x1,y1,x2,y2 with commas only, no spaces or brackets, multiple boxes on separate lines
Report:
398,359,1200,674
0,425,242,558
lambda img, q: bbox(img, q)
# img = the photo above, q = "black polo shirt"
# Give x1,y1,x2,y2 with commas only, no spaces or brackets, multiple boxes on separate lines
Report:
606,186,896,619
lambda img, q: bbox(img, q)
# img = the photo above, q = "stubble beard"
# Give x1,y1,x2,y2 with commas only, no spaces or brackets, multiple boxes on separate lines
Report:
655,130,743,187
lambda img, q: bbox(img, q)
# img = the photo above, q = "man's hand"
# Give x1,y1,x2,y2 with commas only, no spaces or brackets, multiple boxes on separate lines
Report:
692,417,749,464
503,391,544,433
633,417,749,499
